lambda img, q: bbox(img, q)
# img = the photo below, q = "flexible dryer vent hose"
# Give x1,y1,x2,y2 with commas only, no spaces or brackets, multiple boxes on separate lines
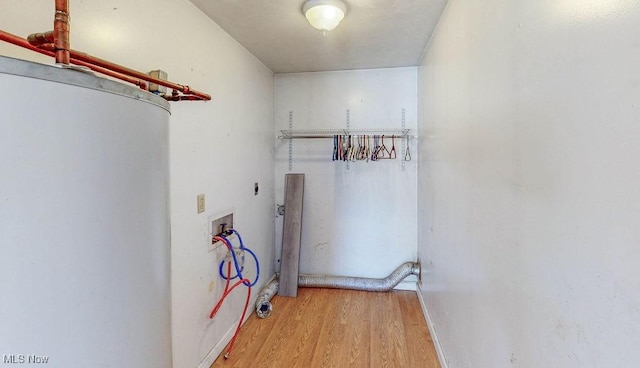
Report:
255,261,420,319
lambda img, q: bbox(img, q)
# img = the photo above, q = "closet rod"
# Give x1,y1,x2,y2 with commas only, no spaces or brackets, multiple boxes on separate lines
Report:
278,129,414,140
278,135,416,139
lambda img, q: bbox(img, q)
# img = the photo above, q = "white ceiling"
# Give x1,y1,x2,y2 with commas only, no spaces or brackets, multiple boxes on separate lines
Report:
189,0,447,74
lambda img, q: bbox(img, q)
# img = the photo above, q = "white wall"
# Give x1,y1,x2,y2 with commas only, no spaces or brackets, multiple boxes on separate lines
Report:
418,0,640,367
0,2,275,368
275,68,417,283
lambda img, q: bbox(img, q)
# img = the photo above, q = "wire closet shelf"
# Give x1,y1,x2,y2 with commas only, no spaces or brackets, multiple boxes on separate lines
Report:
278,128,413,139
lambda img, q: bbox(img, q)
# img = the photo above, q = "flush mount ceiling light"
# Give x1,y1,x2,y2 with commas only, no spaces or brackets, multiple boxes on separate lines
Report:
303,0,347,33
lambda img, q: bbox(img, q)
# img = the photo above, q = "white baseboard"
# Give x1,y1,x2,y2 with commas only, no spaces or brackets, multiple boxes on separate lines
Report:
196,315,240,368
197,274,278,368
416,289,448,368
394,279,417,291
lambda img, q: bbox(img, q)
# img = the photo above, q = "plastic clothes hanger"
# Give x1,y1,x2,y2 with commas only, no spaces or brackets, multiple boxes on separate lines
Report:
376,135,390,159
371,135,379,161
389,135,397,159
365,135,371,162
358,135,367,161
350,135,358,162
404,135,411,161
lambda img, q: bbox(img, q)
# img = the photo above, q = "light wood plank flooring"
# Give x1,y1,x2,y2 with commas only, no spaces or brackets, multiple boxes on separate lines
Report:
212,288,441,368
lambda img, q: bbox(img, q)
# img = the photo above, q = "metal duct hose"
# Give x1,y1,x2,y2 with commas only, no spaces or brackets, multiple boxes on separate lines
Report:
255,278,279,318
255,262,420,318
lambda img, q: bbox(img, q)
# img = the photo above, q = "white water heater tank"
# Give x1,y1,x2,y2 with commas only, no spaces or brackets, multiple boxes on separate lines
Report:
0,56,172,368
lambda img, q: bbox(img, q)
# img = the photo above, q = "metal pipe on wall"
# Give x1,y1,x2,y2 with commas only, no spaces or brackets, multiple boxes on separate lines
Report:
0,30,148,90
25,0,70,64
27,31,55,47
53,0,70,64
255,262,421,319
0,0,211,101
42,43,211,101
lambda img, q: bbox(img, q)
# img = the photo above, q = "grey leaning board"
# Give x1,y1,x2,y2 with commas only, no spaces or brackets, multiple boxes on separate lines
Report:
278,173,305,297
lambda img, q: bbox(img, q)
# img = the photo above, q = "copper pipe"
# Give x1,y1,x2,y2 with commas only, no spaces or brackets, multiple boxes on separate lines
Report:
165,95,204,101
0,31,147,90
9,0,209,100
35,43,148,89
70,57,148,90
27,31,54,46
26,0,70,64
54,0,70,64
1,27,210,100
65,49,211,100
1,30,53,54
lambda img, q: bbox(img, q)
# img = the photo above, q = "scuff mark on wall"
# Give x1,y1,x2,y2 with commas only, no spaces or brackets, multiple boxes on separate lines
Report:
313,242,329,252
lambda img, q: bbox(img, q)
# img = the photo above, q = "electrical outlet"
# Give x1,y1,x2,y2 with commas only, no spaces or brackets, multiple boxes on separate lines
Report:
197,194,205,214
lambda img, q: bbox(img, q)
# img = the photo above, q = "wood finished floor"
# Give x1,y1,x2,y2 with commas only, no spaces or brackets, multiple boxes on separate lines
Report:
212,288,441,368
